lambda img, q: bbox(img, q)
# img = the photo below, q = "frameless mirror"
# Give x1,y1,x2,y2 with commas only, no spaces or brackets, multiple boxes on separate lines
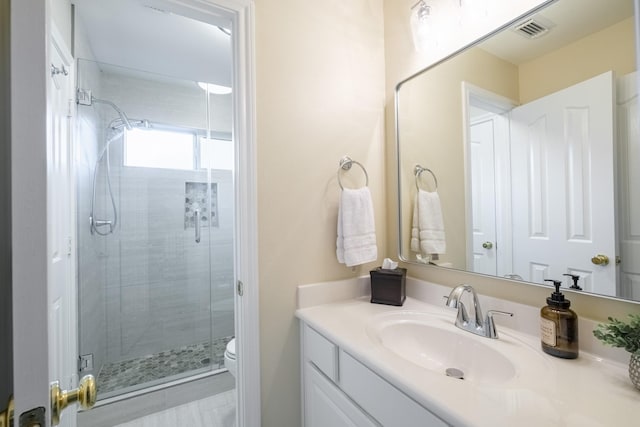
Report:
396,0,640,302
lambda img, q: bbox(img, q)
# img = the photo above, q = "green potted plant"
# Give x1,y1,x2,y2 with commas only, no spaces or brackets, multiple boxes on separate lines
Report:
593,314,640,390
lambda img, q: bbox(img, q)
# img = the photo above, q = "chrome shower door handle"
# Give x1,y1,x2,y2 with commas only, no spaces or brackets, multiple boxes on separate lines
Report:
194,210,201,243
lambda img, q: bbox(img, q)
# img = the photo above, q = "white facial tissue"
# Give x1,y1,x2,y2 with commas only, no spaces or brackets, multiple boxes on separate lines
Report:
382,258,398,270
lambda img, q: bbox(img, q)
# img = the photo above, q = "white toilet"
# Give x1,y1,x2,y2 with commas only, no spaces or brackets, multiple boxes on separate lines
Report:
224,338,237,378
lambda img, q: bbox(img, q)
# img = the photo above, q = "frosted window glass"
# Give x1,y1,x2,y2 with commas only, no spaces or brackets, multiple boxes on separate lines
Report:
200,137,233,170
125,128,194,170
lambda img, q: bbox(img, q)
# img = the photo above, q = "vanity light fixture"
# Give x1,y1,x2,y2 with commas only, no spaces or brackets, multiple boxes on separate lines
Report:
197,82,232,95
410,0,432,51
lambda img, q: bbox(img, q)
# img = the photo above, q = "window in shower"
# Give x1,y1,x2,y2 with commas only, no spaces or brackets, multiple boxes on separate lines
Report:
200,137,233,170
124,128,195,170
124,129,233,171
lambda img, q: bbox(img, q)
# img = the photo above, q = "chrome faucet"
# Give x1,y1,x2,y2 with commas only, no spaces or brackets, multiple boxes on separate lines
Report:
445,284,513,339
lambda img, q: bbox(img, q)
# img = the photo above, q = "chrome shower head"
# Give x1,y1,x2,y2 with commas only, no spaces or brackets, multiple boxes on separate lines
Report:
107,117,151,132
91,96,133,130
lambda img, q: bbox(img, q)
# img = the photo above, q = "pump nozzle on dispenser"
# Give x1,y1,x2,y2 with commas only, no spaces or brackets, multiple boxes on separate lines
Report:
563,273,582,290
543,279,569,307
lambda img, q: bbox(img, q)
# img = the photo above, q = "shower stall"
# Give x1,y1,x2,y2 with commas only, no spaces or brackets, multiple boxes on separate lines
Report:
75,58,235,401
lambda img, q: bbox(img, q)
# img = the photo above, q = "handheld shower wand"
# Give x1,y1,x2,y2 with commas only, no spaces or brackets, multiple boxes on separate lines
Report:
77,88,136,236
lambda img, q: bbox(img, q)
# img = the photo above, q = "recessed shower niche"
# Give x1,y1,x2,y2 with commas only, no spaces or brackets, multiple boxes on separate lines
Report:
185,182,219,229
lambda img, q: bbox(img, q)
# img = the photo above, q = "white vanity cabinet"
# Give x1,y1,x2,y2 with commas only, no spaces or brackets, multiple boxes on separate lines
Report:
302,324,379,427
301,323,450,427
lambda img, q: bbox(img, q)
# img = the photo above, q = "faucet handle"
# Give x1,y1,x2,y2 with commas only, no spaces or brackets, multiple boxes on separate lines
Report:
485,310,514,339
443,295,470,324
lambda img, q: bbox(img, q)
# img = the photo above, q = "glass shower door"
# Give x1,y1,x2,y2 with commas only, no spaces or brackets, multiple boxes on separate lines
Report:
76,59,234,400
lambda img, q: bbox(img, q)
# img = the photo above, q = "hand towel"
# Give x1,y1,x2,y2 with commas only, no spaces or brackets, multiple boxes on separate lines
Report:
411,189,446,255
336,187,377,267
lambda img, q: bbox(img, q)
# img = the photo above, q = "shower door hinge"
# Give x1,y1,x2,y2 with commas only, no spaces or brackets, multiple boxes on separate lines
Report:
237,280,244,296
78,354,94,372
76,88,92,106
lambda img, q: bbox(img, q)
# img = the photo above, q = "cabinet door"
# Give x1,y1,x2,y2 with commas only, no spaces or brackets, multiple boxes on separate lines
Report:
304,362,380,427
340,351,449,427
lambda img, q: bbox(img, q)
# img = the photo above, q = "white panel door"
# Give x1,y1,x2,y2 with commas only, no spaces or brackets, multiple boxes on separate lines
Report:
470,118,497,275
510,71,617,295
617,71,640,300
48,30,78,427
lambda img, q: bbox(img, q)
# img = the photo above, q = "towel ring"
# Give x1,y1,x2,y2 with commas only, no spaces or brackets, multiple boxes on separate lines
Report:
414,165,438,191
337,156,369,190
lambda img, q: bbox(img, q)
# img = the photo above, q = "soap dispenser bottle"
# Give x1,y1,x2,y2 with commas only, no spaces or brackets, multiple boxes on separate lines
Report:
540,279,579,359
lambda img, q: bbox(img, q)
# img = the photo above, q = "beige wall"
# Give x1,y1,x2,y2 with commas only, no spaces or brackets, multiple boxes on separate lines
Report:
256,1,640,425
255,1,385,425
254,1,556,425
519,16,636,103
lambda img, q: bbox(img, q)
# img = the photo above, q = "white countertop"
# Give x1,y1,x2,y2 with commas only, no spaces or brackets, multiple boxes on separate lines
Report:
296,293,640,427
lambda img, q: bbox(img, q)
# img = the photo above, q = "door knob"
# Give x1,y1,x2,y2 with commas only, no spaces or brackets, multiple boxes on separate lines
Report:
0,395,13,427
482,241,493,249
591,254,610,266
50,375,97,426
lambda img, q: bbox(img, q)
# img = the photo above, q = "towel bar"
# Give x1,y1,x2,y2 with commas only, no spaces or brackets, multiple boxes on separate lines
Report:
338,156,369,190
414,164,438,191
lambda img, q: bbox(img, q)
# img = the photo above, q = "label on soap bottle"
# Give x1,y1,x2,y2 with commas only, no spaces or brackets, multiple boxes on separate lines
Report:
540,317,557,346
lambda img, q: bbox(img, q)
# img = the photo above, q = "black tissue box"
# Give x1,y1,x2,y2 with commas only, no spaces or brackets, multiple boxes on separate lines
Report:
369,267,407,306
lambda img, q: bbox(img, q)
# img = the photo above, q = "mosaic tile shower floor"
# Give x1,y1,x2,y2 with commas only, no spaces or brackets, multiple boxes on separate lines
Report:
97,336,233,395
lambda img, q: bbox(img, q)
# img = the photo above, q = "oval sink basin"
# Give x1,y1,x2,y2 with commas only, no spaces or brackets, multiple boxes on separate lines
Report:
367,313,526,385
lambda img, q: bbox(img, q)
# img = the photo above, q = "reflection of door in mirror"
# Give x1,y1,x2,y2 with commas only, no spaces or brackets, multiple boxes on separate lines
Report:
618,71,640,300
464,72,622,297
470,117,498,275
463,84,516,278
510,71,616,295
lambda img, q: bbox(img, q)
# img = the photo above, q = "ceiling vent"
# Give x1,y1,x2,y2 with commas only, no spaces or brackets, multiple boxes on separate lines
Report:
512,16,555,39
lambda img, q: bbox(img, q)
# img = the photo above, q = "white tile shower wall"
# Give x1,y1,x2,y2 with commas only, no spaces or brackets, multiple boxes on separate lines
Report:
100,71,231,135
104,168,235,362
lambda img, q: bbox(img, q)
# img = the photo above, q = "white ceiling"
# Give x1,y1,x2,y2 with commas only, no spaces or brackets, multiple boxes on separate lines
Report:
72,0,633,84
480,0,635,65
73,0,232,85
